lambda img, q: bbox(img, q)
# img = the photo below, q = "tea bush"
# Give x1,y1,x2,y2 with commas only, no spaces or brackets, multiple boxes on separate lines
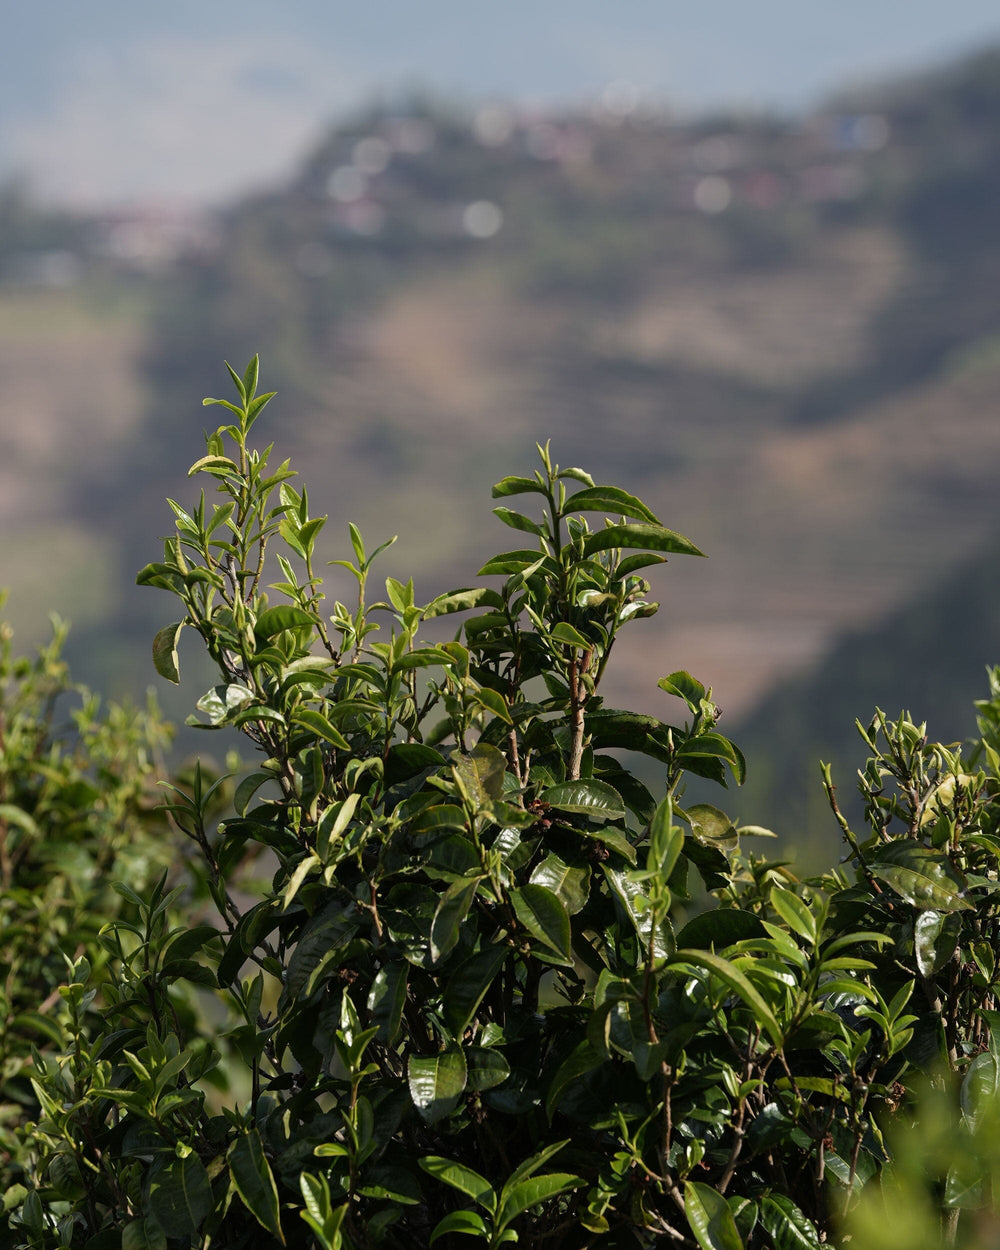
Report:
0,607,177,1206
7,359,1000,1249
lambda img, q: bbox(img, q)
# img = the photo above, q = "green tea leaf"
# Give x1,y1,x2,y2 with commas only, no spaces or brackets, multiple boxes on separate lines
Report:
472,686,512,724
510,884,573,964
684,1181,745,1250
549,622,592,649
499,1172,583,1227
409,1050,468,1123
687,803,739,846
540,780,626,821
673,949,783,1047
564,486,659,524
769,887,817,945
292,708,351,750
229,1129,284,1242
429,1210,491,1244
443,943,509,1037
478,550,556,576
465,1046,511,1092
431,876,482,964
582,523,704,558
152,622,185,685
367,961,409,1045
493,506,546,535
530,853,591,914
424,586,504,618
148,1153,213,1237
254,605,317,639
492,475,546,499
870,844,973,912
759,1195,821,1249
657,670,706,709
675,908,767,949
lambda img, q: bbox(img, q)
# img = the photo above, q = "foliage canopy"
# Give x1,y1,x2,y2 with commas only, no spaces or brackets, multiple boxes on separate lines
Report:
3,360,1000,1248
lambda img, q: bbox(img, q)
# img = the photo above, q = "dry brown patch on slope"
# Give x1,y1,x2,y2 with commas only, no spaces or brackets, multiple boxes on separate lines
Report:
358,272,537,428
595,228,906,388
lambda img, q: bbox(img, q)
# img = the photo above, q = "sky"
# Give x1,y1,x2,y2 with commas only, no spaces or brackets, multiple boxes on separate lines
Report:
4,1,1000,208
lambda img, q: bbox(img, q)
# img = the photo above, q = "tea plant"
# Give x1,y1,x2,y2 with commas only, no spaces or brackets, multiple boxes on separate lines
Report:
0,606,177,1206
10,359,1000,1249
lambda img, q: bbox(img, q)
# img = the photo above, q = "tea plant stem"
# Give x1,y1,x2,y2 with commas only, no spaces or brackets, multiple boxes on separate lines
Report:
567,653,586,780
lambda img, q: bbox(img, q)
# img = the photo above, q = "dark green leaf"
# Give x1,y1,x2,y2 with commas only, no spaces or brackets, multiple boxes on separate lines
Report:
429,1210,491,1244
148,1154,213,1237
914,910,958,978
576,825,638,864
478,550,555,576
962,1051,1000,1129
686,803,739,846
384,742,445,786
465,1047,510,1092
531,853,591,914
549,622,592,649
232,704,286,730
588,710,672,760
409,805,468,836
367,961,409,1045
424,586,505,618
431,876,482,964
540,780,626,821
499,1173,583,1226
759,1195,822,1249
675,908,767,949
510,884,573,964
229,1130,283,1242
443,943,509,1037
545,1042,603,1119
602,865,674,960
122,1217,167,1250
679,735,746,785
673,949,783,1047
234,771,272,815
472,687,512,724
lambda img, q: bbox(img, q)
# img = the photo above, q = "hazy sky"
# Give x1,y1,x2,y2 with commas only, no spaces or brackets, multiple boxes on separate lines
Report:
4,1,1000,207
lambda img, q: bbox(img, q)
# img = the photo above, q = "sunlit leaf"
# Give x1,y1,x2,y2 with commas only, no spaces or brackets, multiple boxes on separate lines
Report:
408,1050,468,1123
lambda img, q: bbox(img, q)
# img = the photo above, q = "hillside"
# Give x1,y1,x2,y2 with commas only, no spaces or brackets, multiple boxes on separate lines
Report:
3,48,1000,845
